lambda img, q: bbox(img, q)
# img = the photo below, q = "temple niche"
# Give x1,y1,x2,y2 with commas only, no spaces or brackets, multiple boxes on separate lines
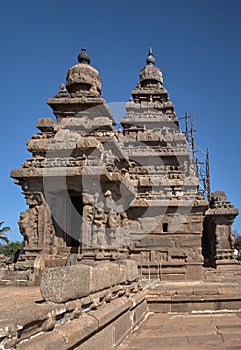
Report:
11,48,238,281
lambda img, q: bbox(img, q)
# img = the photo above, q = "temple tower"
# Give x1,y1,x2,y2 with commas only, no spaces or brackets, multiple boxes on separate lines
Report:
11,49,131,271
11,48,238,281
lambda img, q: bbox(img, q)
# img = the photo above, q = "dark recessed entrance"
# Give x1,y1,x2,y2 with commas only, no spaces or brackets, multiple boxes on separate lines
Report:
162,223,168,233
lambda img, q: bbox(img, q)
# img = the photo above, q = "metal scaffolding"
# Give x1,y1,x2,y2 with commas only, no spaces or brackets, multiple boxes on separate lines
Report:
180,113,211,200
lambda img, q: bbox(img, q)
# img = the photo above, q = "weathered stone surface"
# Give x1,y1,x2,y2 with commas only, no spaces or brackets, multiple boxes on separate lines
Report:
75,324,113,350
17,332,66,350
118,312,241,350
65,298,83,312
112,310,132,345
0,283,150,350
40,262,122,303
27,138,49,152
55,314,98,348
37,117,56,132
89,262,121,294
89,298,130,328
116,260,139,282
131,299,148,326
0,303,66,337
136,236,177,248
40,264,92,303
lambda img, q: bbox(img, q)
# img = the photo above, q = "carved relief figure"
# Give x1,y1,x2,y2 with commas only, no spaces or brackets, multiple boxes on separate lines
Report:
106,209,119,245
18,192,54,253
92,203,108,247
120,212,130,247
18,208,38,248
82,204,94,247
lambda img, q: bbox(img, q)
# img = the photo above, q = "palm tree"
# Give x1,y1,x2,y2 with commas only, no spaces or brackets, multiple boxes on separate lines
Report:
0,221,11,244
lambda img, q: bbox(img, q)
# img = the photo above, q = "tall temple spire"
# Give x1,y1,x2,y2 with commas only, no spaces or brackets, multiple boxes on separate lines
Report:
146,47,155,65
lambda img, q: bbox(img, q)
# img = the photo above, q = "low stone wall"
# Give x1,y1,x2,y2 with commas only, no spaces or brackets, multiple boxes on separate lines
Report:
0,260,148,350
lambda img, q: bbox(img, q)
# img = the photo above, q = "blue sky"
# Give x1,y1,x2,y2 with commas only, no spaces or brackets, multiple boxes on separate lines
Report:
1,0,241,241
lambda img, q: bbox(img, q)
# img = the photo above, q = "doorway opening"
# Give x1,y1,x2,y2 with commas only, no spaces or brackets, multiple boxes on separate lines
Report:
162,223,168,233
67,195,83,253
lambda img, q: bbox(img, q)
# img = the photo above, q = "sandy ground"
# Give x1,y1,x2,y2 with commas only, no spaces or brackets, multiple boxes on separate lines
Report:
0,286,43,312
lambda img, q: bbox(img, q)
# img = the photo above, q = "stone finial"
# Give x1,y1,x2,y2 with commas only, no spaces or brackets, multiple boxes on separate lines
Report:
78,48,90,64
146,47,155,65
54,83,68,98
65,48,103,98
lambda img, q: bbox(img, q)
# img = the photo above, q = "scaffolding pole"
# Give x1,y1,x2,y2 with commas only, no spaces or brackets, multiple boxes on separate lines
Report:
180,113,211,200
206,149,211,200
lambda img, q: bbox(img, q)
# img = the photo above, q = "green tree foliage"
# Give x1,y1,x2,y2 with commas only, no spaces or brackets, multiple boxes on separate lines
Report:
0,241,24,258
0,221,11,244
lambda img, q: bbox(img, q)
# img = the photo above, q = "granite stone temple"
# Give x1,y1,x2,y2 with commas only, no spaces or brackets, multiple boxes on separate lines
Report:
11,48,238,282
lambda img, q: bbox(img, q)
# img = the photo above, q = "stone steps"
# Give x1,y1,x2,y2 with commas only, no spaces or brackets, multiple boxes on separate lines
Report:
118,311,241,350
146,278,241,313
0,270,33,287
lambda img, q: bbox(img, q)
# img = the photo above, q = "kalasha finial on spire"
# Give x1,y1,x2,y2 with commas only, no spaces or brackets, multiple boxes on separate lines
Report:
78,48,90,64
146,47,155,65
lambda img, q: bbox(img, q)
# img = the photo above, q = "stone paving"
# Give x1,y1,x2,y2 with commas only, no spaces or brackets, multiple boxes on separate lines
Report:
118,311,241,350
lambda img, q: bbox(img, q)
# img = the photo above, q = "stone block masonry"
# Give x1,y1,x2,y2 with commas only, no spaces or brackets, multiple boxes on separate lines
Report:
0,260,146,350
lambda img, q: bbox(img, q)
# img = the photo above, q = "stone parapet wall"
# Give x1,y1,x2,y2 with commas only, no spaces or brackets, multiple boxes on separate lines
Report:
0,260,148,350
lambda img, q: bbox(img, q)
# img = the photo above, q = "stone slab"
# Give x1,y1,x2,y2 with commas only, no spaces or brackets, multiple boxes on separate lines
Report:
75,324,113,350
17,332,66,350
0,303,66,337
89,298,130,328
55,314,98,348
131,299,148,326
40,261,122,303
89,262,121,294
40,264,92,303
116,260,139,282
112,310,132,346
